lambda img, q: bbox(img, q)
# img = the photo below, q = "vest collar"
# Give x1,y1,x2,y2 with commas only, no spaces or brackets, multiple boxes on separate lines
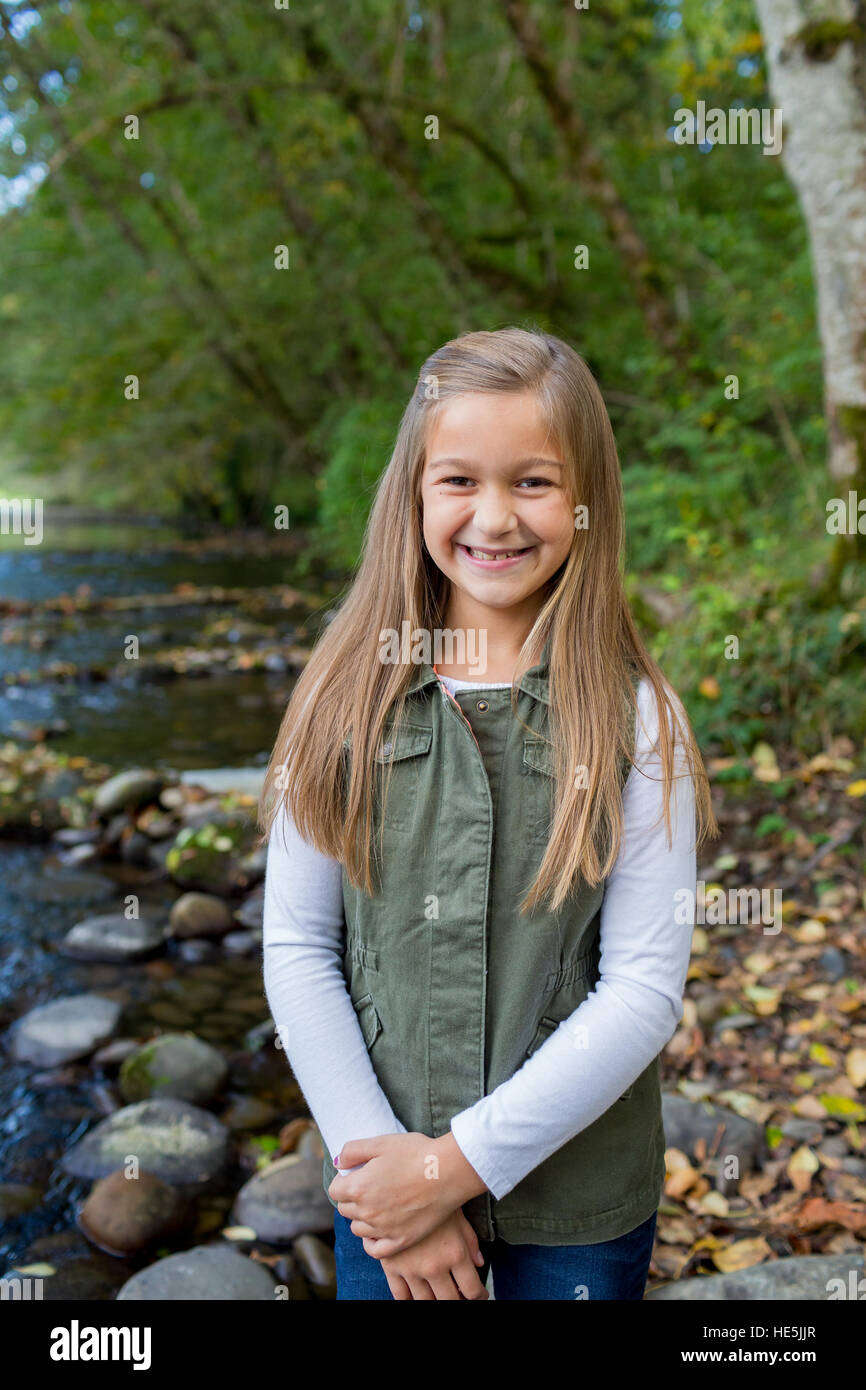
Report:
405,631,551,705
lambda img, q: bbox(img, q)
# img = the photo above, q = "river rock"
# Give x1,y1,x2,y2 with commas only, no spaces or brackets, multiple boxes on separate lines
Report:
59,913,167,963
52,826,102,847
646,1253,865,1300
230,1153,334,1242
235,887,264,930
119,1033,228,1105
78,1168,191,1255
94,769,164,818
116,1243,276,1300
663,1092,764,1193
177,939,219,964
92,1038,140,1069
169,892,234,939
220,1096,281,1132
62,1098,230,1190
0,1182,44,1220
222,930,257,956
12,869,115,904
293,1233,336,1297
7,993,122,1066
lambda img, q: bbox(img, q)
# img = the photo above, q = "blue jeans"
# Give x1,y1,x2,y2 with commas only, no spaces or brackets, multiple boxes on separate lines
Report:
333,1207,657,1300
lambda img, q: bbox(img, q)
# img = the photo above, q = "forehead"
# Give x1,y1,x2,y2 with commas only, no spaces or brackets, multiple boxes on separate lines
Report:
423,391,558,463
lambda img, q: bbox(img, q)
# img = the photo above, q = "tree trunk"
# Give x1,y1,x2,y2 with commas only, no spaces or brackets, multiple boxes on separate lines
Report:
754,0,866,580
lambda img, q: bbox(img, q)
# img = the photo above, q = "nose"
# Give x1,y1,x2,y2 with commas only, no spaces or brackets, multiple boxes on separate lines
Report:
471,486,519,538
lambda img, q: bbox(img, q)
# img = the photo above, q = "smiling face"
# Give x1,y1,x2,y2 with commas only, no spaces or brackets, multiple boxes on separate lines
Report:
420,391,575,629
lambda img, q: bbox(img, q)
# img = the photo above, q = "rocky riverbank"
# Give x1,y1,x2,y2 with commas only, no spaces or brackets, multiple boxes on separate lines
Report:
0,746,336,1299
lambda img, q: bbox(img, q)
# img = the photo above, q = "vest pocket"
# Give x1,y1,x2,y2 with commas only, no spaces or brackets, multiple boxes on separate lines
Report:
522,735,555,842
352,991,382,1051
373,724,433,831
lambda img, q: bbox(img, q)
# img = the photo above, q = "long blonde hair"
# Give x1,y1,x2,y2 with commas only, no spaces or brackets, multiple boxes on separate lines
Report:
258,326,717,912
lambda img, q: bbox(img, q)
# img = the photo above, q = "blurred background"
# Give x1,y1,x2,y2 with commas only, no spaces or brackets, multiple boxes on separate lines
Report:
0,0,863,1302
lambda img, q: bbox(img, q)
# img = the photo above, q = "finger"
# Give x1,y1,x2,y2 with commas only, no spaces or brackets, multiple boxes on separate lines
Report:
406,1277,434,1300
452,1257,489,1300
427,1274,461,1301
362,1235,400,1258
385,1273,412,1301
350,1219,383,1239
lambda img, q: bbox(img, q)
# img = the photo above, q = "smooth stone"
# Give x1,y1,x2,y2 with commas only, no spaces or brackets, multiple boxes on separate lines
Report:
177,939,219,964
59,913,167,963
119,1033,228,1106
169,892,234,939
231,1154,334,1242
234,887,264,930
62,1099,230,1189
662,1092,764,1194
116,1242,276,1300
78,1168,191,1255
293,1233,336,1294
92,1038,140,1069
647,1253,864,1300
58,842,100,866
120,830,153,866
222,931,257,955
817,946,850,981
781,1117,826,1142
147,1001,194,1027
238,847,267,884
8,994,122,1066
180,768,266,796
220,1096,281,1132
711,1013,762,1032
296,1126,325,1160
52,827,102,847
0,1182,44,1220
94,769,164,818
11,870,115,904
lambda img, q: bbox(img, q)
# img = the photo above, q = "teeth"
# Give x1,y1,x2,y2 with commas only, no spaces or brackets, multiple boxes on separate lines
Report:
466,547,526,560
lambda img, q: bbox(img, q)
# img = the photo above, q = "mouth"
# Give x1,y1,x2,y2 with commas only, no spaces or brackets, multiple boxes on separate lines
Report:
455,542,535,569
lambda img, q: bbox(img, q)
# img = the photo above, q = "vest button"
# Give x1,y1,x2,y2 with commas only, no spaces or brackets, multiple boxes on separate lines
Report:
476,700,489,712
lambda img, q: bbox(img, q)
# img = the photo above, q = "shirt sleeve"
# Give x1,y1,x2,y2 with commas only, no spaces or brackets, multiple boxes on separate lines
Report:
448,677,697,1200
261,798,408,1169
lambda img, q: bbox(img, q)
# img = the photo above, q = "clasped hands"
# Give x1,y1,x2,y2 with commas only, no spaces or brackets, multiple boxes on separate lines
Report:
327,1130,491,1300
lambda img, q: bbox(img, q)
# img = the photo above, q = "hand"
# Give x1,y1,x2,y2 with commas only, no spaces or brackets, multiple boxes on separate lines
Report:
328,1131,488,1257
379,1209,489,1301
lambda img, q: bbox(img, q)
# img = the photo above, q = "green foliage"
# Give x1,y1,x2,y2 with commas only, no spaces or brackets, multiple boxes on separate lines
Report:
0,0,862,753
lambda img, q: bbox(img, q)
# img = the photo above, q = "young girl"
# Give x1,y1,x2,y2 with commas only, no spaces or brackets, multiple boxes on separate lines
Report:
260,327,717,1301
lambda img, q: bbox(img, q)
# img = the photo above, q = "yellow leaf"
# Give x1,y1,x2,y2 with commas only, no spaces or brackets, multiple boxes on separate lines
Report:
820,1094,866,1122
699,676,721,700
221,1225,257,1241
787,1145,820,1193
12,1262,55,1276
743,951,774,975
792,919,827,943
844,780,866,798
712,1237,772,1272
845,1049,866,1090
809,1042,837,1067
751,742,780,781
700,1190,730,1216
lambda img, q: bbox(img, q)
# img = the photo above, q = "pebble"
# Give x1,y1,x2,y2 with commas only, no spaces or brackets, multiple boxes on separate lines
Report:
58,913,167,963
116,1243,277,1300
62,1098,231,1190
119,1033,229,1106
78,1168,192,1256
662,1092,764,1194
169,892,235,939
8,993,123,1066
93,769,164,818
231,1154,334,1243
647,1252,864,1300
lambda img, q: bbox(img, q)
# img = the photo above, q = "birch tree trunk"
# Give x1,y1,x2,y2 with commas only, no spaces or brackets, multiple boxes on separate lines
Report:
753,0,866,578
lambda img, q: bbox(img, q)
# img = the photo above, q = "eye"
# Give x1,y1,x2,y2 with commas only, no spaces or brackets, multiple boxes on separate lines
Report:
517,477,553,488
438,476,474,487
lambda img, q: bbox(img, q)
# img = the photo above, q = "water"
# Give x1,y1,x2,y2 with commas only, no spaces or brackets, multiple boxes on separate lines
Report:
0,515,327,1285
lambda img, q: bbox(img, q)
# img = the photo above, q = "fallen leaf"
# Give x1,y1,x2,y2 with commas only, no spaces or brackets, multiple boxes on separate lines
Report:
712,1237,772,1272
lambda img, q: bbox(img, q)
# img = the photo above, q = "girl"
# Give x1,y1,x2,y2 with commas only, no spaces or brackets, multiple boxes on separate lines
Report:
260,327,717,1301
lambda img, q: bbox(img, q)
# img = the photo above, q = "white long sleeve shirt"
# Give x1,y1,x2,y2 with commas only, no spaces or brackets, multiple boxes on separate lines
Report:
262,674,697,1200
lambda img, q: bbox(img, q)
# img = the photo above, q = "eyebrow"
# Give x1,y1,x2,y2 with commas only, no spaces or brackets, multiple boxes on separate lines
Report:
427,457,563,472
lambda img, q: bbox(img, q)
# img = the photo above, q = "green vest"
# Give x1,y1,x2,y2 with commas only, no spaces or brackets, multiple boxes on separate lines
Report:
322,640,666,1245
